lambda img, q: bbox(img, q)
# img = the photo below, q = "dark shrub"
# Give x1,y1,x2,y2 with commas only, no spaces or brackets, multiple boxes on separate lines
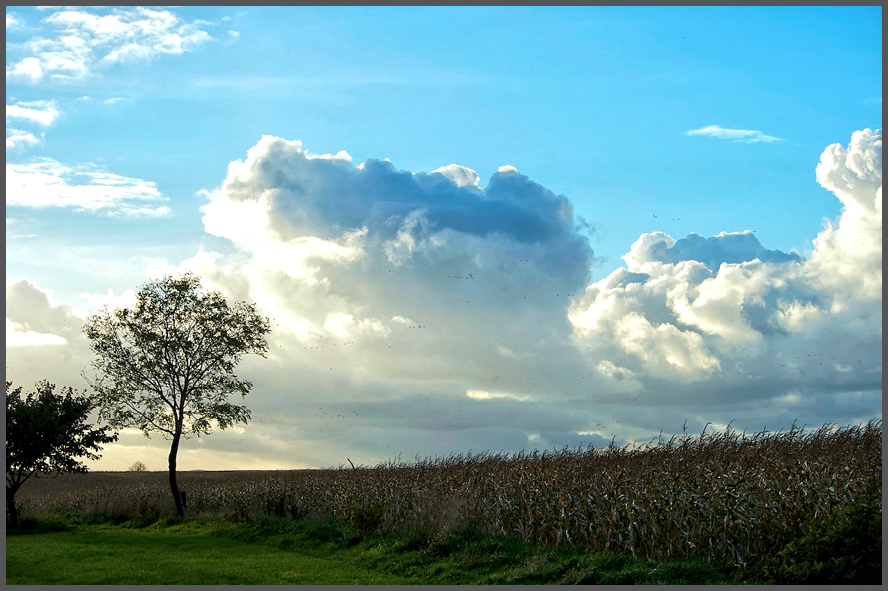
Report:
764,477,881,584
350,502,386,535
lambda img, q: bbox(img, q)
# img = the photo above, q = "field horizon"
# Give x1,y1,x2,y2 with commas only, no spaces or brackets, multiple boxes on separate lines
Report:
11,419,881,585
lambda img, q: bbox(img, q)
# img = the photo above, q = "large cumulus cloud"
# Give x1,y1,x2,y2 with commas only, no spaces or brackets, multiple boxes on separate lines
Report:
570,129,881,430
198,136,593,351
174,135,618,467
809,129,882,301
201,136,590,278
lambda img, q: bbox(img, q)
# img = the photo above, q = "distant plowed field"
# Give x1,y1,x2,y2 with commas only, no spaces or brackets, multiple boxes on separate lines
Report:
16,421,882,572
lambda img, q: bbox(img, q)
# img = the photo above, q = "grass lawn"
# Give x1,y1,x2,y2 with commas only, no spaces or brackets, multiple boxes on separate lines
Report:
5,517,746,585
5,521,414,585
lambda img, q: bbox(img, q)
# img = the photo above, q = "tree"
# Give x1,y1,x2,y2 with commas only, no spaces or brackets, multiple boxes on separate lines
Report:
82,273,271,518
6,380,118,529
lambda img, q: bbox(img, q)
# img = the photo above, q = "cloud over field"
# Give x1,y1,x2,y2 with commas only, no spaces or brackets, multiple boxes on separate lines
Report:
173,135,624,465
178,130,879,466
6,130,881,470
194,134,597,375
570,128,881,427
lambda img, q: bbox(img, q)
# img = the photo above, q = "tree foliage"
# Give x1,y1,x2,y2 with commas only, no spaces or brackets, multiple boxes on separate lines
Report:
6,380,117,528
128,461,147,472
83,273,271,438
82,272,272,517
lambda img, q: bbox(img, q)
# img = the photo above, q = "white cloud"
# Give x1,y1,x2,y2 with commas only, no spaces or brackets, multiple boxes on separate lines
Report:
6,100,60,125
200,136,590,281
154,132,871,466
169,134,612,463
6,128,41,150
78,287,138,313
686,125,783,144
6,318,67,346
808,128,882,301
570,129,881,407
5,100,57,155
815,128,882,216
5,280,82,347
6,57,44,83
6,7,212,83
621,230,802,272
5,280,98,408
466,389,534,402
6,157,171,217
431,163,481,189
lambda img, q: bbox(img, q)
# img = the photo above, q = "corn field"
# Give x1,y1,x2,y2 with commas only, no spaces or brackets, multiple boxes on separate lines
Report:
16,420,881,571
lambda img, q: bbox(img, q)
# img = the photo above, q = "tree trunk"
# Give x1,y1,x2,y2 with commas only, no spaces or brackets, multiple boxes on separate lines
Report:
168,435,187,518
7,486,20,529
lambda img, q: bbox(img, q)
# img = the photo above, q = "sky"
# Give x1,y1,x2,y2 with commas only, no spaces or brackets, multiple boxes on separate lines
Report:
5,6,882,471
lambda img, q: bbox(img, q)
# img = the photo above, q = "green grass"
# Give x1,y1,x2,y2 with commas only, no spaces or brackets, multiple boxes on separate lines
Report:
5,520,413,585
6,515,750,585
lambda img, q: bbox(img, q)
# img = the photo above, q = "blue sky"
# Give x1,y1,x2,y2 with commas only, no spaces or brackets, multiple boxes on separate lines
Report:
6,6,882,470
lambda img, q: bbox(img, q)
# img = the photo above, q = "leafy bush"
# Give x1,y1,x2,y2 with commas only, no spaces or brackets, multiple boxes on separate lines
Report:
762,477,881,584
349,502,386,535
6,511,71,534
126,498,162,527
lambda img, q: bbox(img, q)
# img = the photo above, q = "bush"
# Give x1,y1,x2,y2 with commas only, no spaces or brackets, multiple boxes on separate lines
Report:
349,502,386,535
7,511,72,534
301,515,363,547
763,478,882,584
124,498,162,527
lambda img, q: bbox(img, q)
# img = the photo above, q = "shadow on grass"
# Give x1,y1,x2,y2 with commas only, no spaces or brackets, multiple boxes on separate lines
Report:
6,515,74,535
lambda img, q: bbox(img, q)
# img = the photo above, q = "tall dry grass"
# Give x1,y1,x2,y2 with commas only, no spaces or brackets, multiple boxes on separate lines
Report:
15,420,881,571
